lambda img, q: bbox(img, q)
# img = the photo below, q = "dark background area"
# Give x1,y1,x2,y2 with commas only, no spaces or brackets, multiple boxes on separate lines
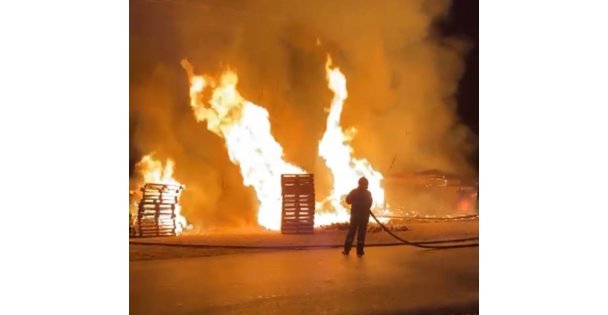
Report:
438,0,479,168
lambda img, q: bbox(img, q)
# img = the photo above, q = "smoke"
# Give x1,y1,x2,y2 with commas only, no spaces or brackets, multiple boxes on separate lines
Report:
130,0,477,228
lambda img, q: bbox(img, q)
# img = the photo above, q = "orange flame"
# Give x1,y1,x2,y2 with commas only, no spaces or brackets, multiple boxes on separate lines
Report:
182,59,305,231
135,154,189,234
316,56,388,225
181,57,389,230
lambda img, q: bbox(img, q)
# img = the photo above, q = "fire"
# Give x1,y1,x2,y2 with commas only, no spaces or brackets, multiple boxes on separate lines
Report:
135,154,189,234
181,57,389,231
316,56,387,225
136,154,179,185
181,59,305,231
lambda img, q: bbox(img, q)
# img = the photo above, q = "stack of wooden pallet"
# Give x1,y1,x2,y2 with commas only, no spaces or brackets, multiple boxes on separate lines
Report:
281,174,315,234
136,183,184,237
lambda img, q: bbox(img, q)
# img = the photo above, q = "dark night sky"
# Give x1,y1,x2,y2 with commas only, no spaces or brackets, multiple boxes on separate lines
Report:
439,0,479,167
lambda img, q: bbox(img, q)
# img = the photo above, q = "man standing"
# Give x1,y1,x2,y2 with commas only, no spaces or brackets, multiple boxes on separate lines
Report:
343,177,373,256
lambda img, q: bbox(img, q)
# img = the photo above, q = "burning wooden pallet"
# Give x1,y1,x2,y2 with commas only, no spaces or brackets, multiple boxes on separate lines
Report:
136,183,185,237
281,174,315,234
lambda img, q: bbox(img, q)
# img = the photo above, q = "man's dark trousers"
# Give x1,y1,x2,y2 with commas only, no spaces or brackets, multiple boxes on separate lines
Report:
344,215,369,255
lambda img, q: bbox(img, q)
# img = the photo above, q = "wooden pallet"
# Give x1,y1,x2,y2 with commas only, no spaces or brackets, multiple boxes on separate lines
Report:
135,183,185,237
281,174,315,234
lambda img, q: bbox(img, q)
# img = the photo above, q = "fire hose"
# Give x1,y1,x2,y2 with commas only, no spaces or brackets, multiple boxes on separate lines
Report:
368,210,479,249
129,236,479,250
374,213,479,221
130,212,478,250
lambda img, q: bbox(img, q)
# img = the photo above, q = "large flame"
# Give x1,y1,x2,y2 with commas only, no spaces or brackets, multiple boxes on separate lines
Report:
316,56,387,225
135,154,189,234
181,59,305,231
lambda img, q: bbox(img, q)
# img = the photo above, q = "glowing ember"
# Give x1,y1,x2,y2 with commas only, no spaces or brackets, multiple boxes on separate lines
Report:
135,154,189,234
316,56,387,226
181,59,305,231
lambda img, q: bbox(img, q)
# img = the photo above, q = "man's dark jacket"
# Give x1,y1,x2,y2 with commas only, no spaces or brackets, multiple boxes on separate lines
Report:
346,188,373,218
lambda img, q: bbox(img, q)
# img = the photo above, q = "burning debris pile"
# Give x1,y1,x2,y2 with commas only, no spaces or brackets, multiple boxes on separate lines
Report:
135,183,185,237
317,222,408,233
383,169,479,217
280,174,315,234
130,155,189,237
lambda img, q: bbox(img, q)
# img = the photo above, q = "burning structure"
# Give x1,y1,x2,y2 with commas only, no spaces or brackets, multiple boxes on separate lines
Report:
136,183,185,237
129,155,189,236
384,169,478,217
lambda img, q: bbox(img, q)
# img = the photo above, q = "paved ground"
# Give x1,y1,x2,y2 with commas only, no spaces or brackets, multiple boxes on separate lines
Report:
130,220,479,261
130,245,478,314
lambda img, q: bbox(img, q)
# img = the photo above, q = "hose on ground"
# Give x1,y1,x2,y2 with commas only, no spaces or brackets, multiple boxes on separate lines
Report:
368,210,478,249
375,213,479,221
130,213,478,250
129,235,479,250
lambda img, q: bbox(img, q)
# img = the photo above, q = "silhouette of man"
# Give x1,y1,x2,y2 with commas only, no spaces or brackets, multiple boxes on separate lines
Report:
343,177,373,256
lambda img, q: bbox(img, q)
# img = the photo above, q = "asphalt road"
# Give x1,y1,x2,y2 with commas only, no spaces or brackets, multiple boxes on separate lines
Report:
130,245,478,314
